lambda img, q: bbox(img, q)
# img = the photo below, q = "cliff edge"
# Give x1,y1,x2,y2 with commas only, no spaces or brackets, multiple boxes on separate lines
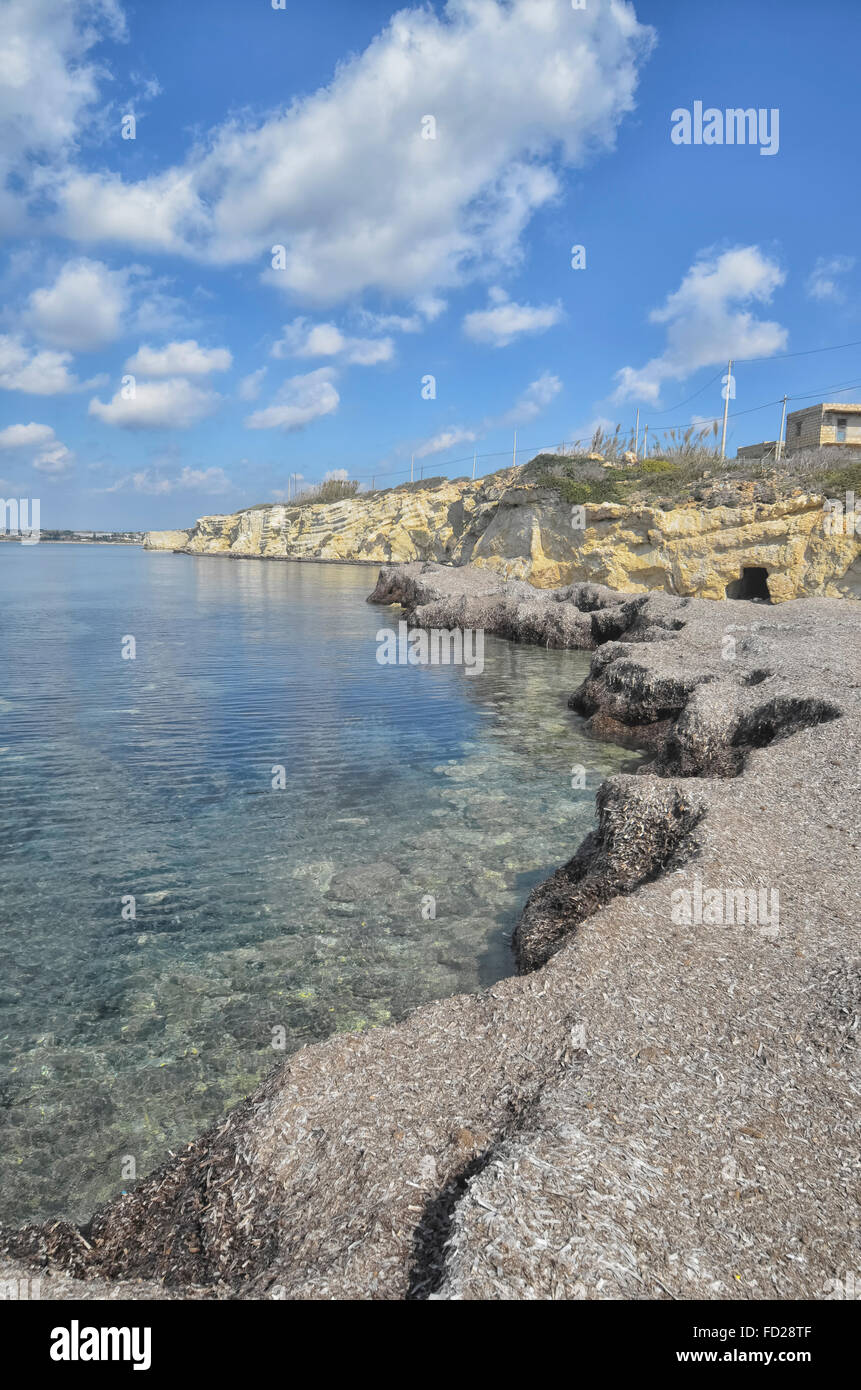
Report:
143,468,860,601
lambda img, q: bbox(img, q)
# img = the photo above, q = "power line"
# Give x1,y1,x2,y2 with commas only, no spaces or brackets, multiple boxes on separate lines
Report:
644,375,861,436
647,368,725,416
643,334,861,419
303,346,861,492
735,336,861,364
341,437,591,487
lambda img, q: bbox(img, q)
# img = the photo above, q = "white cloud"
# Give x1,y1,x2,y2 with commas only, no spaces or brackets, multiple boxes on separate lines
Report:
245,368,339,432
613,247,787,404
415,427,477,459
357,297,447,335
238,367,267,401
25,258,128,351
0,334,84,393
324,468,349,481
806,255,855,303
89,377,221,429
463,287,563,347
58,167,206,253
496,371,563,425
0,419,73,474
33,441,74,474
0,421,55,448
104,465,233,495
125,339,232,377
413,370,562,460
272,319,393,366
414,295,446,323
0,1,125,163
54,0,653,304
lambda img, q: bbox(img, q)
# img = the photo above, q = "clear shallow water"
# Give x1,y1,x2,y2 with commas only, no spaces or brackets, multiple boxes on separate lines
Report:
0,546,636,1225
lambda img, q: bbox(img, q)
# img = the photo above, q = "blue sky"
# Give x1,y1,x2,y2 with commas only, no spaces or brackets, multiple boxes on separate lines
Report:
1,0,860,529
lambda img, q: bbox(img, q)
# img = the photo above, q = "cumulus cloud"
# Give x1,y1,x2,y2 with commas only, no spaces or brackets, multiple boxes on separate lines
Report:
238,367,267,401
324,468,349,481
53,0,653,304
0,334,85,393
245,368,340,432
0,421,56,448
272,319,393,366
415,426,478,459
0,419,73,473
0,0,125,163
613,246,787,404
495,371,563,425
33,441,74,474
103,465,233,495
0,1,126,238
413,370,563,460
25,258,129,351
125,339,232,377
806,255,855,303
463,287,563,347
88,377,221,429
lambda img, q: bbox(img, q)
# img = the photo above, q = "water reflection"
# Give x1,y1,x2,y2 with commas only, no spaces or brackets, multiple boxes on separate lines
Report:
0,547,635,1224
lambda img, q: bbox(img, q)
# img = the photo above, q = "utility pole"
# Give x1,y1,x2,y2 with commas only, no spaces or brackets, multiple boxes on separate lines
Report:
776,395,787,462
410,454,414,482
720,358,733,461
634,408,640,458
472,450,477,479
642,424,649,458
513,430,517,469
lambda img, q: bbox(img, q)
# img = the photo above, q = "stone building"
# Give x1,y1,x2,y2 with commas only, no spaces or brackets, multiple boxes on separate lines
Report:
735,440,779,462
785,401,861,451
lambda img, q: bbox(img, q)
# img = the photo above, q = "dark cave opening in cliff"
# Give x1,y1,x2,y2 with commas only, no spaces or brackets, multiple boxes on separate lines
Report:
725,567,772,602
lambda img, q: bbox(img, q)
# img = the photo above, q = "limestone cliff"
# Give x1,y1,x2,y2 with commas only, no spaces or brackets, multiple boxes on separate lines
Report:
143,529,191,551
144,471,861,601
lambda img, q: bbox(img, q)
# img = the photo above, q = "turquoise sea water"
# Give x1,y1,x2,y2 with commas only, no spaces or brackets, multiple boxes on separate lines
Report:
0,545,635,1225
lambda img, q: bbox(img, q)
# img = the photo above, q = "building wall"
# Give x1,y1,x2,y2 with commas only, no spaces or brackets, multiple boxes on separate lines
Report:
820,409,861,445
736,441,778,460
785,404,824,452
785,403,861,451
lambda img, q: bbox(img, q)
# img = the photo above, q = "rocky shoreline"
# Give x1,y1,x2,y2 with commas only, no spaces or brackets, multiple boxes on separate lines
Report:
2,562,859,1300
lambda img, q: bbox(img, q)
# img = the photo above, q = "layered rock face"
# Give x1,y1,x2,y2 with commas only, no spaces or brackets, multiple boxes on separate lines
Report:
142,529,191,551
145,472,515,568
144,474,860,601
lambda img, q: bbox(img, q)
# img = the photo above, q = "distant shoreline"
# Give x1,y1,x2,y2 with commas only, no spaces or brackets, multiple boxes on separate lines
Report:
0,539,143,547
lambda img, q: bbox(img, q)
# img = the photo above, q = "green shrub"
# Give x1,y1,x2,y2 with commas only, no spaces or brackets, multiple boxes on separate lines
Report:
637,456,679,476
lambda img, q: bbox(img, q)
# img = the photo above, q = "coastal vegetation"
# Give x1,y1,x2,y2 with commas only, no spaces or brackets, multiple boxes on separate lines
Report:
521,441,861,508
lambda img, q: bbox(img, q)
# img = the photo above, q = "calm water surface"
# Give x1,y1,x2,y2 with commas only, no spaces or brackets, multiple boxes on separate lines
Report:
0,545,635,1224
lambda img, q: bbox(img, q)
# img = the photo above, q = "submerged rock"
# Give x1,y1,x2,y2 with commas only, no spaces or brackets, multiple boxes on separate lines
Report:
327,861,402,903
